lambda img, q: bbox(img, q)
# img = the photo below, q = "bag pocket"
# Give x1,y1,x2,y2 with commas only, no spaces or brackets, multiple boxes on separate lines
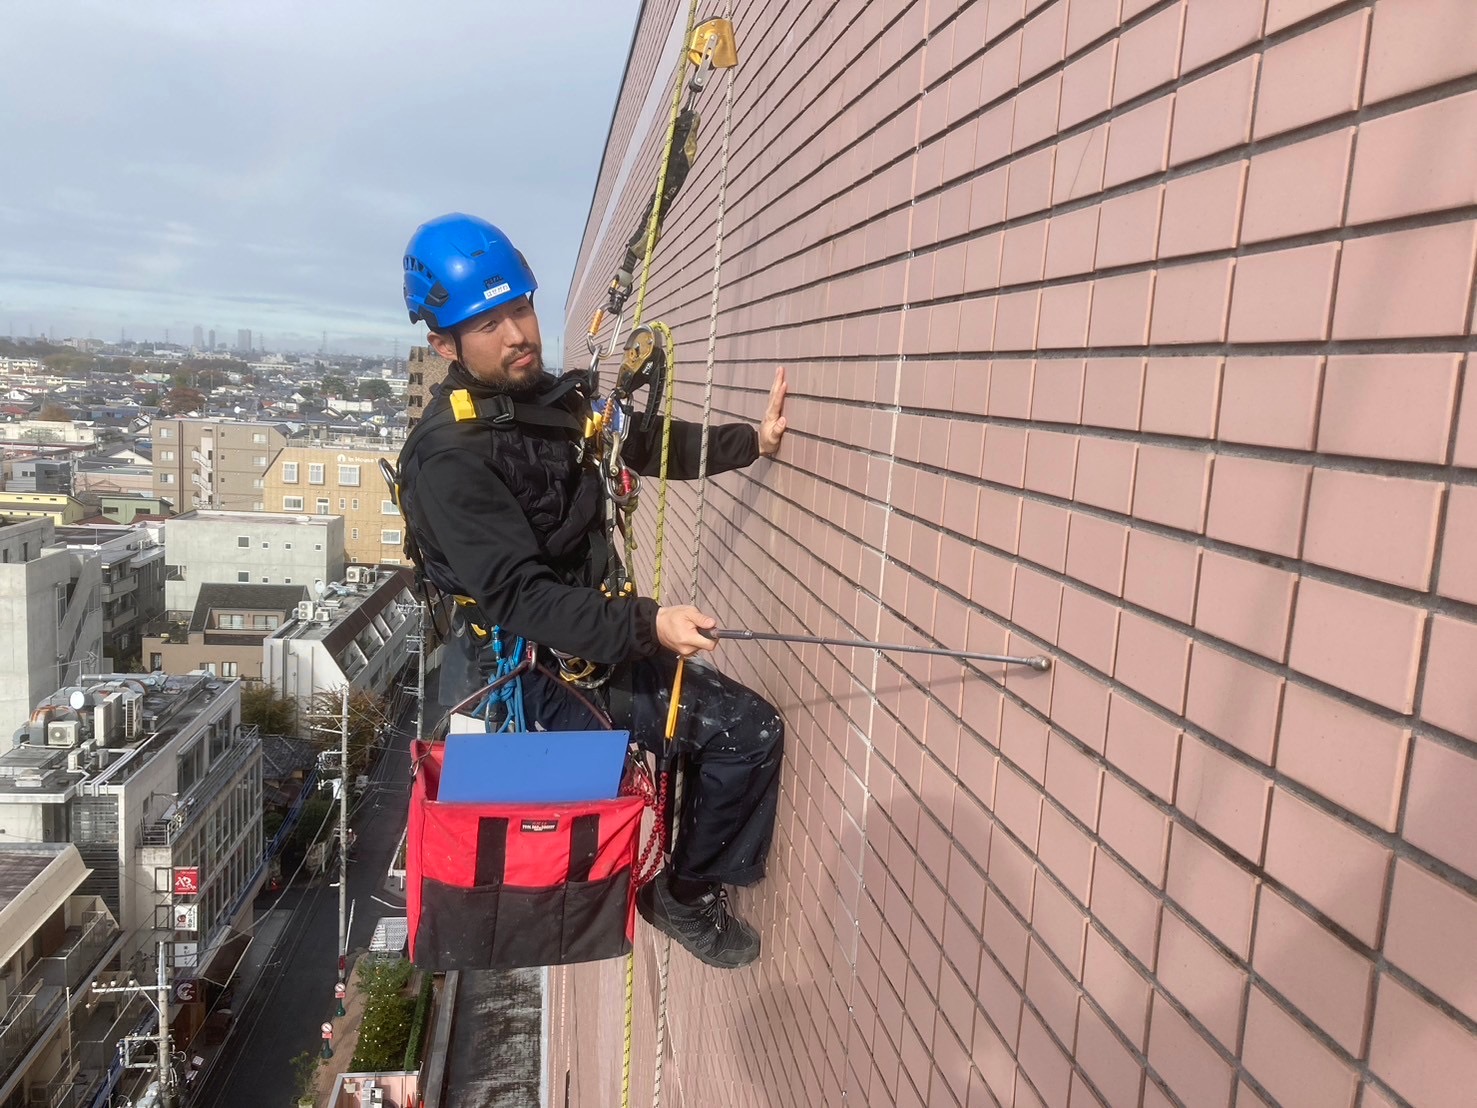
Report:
560,869,633,963
415,877,500,971
491,885,569,968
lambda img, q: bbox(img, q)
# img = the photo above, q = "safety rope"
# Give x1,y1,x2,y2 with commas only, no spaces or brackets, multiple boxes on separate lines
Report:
621,7,703,1107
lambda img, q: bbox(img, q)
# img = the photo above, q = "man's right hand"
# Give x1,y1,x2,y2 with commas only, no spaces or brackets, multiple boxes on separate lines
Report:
656,605,719,657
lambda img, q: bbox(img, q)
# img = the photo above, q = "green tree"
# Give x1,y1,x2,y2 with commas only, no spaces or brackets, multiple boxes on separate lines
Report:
358,379,392,402
305,687,390,775
163,386,206,414
37,402,70,422
320,375,349,398
240,683,298,735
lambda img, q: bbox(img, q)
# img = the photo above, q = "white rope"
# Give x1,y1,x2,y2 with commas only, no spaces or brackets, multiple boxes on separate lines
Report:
651,16,738,1108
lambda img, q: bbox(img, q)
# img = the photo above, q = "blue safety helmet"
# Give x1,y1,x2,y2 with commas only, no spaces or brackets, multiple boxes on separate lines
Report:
402,213,538,330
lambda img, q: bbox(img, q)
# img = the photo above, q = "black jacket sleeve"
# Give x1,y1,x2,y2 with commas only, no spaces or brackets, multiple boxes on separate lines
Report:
409,446,660,665
620,418,760,478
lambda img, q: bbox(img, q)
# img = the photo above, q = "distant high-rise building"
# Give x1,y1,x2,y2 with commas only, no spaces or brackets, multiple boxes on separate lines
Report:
193,324,204,349
406,346,451,429
208,328,216,351
237,329,252,353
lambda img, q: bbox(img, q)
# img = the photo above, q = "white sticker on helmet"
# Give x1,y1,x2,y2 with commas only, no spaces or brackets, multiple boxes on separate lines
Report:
483,283,512,299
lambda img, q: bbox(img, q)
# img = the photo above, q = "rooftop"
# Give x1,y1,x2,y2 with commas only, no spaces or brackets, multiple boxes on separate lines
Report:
171,509,338,526
0,842,70,913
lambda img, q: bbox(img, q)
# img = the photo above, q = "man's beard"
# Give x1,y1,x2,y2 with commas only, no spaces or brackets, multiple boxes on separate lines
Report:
501,349,544,395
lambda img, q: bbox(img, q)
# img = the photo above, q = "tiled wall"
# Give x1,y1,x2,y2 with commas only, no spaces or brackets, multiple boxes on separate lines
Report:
554,1,1477,1105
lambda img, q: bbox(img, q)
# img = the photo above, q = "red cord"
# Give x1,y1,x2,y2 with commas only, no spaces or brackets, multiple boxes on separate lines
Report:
621,756,668,889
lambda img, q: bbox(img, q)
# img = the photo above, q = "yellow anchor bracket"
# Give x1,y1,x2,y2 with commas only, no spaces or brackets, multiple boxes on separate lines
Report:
688,18,738,69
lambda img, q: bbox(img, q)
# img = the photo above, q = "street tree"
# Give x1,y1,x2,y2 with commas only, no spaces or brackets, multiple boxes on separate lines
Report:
359,379,392,402
240,683,298,735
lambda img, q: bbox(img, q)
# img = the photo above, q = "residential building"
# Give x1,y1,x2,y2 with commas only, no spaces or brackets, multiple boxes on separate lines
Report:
5,455,70,494
0,422,95,447
162,509,344,613
261,445,404,565
96,494,172,524
0,493,87,525
142,583,307,681
0,519,101,730
52,524,166,669
404,346,450,429
0,843,124,1108
149,418,289,512
75,457,156,499
263,566,417,704
0,674,263,978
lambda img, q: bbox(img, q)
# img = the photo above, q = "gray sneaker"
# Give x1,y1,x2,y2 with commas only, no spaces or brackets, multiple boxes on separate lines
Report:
636,879,761,968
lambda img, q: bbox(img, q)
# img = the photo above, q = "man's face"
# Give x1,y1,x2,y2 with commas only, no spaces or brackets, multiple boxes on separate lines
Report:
429,295,543,392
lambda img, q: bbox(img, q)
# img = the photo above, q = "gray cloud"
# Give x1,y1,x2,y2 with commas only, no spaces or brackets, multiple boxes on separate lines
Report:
0,0,637,355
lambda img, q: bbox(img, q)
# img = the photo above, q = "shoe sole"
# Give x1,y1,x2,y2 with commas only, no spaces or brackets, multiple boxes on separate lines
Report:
638,891,761,970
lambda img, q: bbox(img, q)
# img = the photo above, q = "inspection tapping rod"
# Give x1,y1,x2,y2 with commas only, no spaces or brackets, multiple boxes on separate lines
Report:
701,628,1052,671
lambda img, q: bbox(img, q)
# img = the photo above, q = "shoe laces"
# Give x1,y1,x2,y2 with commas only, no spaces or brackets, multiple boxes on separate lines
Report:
698,888,733,933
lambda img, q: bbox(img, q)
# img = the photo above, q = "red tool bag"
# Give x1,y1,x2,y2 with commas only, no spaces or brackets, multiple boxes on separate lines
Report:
407,740,647,970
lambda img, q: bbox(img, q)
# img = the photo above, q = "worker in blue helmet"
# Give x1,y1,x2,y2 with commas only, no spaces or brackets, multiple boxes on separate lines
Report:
396,213,789,969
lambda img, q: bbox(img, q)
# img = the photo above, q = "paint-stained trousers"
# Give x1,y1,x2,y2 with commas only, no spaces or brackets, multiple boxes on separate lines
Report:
518,653,784,887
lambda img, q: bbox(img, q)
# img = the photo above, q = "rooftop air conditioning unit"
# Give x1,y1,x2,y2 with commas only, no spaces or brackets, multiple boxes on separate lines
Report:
47,720,81,747
314,606,331,624
119,690,143,739
295,601,315,622
345,566,363,585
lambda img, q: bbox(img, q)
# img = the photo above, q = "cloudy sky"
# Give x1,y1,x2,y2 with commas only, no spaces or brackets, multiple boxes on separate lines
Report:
0,0,638,357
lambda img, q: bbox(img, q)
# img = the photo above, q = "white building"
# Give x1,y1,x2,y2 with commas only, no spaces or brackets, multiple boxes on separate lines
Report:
52,523,167,669
0,421,96,446
0,519,103,732
263,566,418,704
163,509,344,613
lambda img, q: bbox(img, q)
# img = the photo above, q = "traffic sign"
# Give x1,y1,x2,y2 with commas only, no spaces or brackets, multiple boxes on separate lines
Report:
334,982,346,999
321,1022,333,1038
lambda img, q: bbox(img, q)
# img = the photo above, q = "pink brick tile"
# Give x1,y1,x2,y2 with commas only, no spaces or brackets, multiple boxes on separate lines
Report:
1132,444,1211,532
1241,986,1360,1108
1037,803,1096,905
1045,207,1101,279
1157,910,1247,1049
1357,1084,1399,1108
1253,11,1368,140
1045,731,1103,827
1087,272,1155,346
1439,486,1477,605
1096,185,1165,270
1031,360,1085,423
1206,454,1310,557
1001,221,1050,288
1348,91,1477,225
1159,162,1245,260
988,358,1035,416
1147,991,1236,1108
1011,563,1063,642
1194,551,1296,662
1105,691,1182,801
1049,661,1112,754
1038,282,1095,348
1166,824,1258,958
993,762,1044,850
983,424,1029,485
1317,353,1460,465
1024,939,1080,1047
1288,578,1426,714
1364,0,1477,104
1007,148,1057,221
1171,56,1258,166
1123,529,1200,623
1064,512,1128,596
1024,429,1079,498
1253,886,1373,1052
1113,3,1184,105
1176,735,1272,862
1075,1002,1146,1106
1181,0,1266,74
1082,924,1152,1046
1097,773,1171,884
1019,0,1068,80
1217,356,1321,450
1332,221,1477,340
1303,470,1443,590
1012,73,1063,153
1082,363,1149,432
959,295,1000,352
1070,1072,1109,1108
1241,128,1354,244
1265,0,1348,32
1369,974,1477,1108
965,233,1005,293
1228,242,1340,342
992,290,1042,351
1384,859,1477,1024
971,169,1010,234
989,833,1038,919
1073,435,1138,511
1057,585,1121,675
1088,848,1162,966
1054,124,1109,205
1276,682,1409,831
1403,737,1477,881
1065,0,1122,54
1059,41,1117,130
1263,786,1392,945
1140,356,1222,438
1150,258,1234,345
1104,94,1175,189
1113,611,1192,713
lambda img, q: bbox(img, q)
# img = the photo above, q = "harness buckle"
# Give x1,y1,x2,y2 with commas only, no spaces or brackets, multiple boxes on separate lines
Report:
486,395,516,426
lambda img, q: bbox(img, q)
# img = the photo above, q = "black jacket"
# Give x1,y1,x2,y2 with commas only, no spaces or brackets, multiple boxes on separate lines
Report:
400,363,761,664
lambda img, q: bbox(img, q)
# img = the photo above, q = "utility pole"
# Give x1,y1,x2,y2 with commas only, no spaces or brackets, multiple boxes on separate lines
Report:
338,682,350,984
92,941,177,1108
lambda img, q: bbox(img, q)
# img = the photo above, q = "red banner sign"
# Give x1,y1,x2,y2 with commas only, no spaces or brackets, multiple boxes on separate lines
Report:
173,867,200,896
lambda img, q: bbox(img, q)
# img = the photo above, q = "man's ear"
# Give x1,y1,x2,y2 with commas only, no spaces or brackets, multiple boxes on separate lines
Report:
426,328,457,362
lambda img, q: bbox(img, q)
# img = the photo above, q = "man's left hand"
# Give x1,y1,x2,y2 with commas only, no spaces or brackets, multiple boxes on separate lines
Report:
759,365,788,457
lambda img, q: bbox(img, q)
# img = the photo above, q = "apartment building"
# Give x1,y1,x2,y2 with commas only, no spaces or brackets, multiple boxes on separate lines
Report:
162,509,344,613
142,582,307,681
52,524,166,670
404,346,450,430
149,418,289,512
261,445,405,566
0,519,102,730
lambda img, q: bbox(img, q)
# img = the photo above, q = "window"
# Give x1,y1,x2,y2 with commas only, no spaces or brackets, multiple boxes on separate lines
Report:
252,433,267,444
237,536,249,548
308,463,325,485
160,473,175,484
237,571,249,582
219,614,244,629
285,577,292,584
253,455,267,466
161,450,175,461
284,542,293,550
283,496,304,511
253,501,264,511
282,462,298,483
316,498,330,513
260,541,269,549
203,663,216,676
222,661,239,677
338,498,346,511
351,528,359,540
381,500,397,515
338,464,360,486
261,576,270,583
252,478,264,489
158,428,171,439
351,498,360,510
381,529,402,545
314,543,322,551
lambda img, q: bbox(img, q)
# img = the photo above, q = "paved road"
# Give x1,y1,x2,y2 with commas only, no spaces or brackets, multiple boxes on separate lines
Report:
193,691,420,1108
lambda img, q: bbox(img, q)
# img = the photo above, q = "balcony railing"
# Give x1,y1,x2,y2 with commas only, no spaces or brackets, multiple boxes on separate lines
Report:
138,729,260,847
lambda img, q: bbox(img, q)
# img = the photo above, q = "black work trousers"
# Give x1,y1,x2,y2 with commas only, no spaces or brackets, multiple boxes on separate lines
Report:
518,654,784,887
